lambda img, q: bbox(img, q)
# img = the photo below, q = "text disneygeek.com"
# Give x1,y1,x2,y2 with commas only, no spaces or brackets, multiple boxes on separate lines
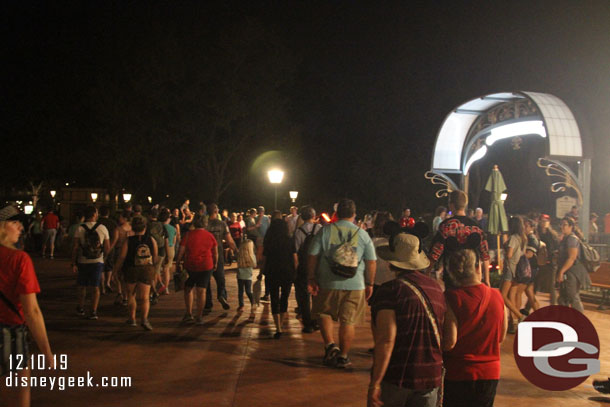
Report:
5,354,132,391
5,371,132,391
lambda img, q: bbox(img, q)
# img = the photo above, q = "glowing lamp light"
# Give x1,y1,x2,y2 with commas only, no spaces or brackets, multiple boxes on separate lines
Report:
501,193,508,201
464,145,488,175
267,169,284,210
65,182,69,186
289,191,298,202
122,193,132,202
485,120,546,147
267,169,284,184
147,196,152,204
50,190,57,198
91,193,98,202
24,205,34,215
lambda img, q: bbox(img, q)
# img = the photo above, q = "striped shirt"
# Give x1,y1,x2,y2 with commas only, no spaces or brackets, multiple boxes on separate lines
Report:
371,271,446,390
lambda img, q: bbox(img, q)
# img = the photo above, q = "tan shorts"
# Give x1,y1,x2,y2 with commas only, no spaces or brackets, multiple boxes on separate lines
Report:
311,288,366,325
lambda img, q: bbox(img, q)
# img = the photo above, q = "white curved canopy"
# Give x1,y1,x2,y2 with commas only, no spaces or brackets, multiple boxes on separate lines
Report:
431,91,583,174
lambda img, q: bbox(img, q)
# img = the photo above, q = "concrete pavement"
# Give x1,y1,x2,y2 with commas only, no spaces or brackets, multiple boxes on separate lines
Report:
22,257,610,406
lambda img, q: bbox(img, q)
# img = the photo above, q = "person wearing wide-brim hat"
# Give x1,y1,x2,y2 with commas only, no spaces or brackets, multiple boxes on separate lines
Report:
376,233,431,272
368,232,446,407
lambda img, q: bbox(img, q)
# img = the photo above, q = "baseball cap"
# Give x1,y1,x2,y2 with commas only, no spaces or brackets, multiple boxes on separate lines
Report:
0,205,20,221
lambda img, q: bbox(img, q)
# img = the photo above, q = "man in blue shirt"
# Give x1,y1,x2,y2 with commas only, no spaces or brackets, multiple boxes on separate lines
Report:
307,199,377,368
256,206,270,238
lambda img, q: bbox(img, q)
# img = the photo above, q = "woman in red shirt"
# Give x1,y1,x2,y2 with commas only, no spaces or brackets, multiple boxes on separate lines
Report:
0,205,53,406
176,215,218,324
442,248,508,407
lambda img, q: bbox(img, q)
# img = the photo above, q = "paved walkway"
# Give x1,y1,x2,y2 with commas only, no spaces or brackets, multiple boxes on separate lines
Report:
24,257,610,406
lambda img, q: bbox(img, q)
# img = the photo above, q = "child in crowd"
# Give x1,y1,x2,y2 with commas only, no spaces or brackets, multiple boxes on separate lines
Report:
237,238,257,313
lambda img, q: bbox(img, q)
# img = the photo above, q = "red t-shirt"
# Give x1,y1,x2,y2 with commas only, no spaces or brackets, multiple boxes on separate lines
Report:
180,229,217,272
0,246,41,325
228,222,242,242
399,216,415,228
42,213,60,230
443,284,505,381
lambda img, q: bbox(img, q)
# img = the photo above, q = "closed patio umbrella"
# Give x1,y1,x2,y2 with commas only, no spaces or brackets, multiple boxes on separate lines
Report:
485,164,508,270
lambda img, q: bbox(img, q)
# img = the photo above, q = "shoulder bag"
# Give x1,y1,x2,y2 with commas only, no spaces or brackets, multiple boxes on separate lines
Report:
398,277,444,407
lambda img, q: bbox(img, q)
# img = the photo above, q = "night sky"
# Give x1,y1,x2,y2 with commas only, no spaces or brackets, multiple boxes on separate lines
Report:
3,1,610,217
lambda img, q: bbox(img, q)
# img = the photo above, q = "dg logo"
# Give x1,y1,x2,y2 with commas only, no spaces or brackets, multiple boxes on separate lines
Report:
514,305,600,391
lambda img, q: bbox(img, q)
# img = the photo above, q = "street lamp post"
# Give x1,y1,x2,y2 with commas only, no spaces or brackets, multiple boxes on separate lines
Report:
49,190,57,212
289,191,298,203
267,169,284,211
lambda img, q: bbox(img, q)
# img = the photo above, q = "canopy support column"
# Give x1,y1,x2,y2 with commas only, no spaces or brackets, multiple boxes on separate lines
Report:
579,159,591,241
462,173,469,200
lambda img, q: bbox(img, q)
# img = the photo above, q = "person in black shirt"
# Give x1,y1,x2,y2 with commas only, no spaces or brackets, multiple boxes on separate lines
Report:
259,219,297,339
428,191,490,287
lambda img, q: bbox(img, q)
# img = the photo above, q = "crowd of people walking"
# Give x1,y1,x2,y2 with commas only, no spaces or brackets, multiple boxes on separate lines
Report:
0,190,603,406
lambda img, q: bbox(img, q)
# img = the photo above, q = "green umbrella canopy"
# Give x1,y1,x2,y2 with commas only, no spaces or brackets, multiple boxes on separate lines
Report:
485,166,508,234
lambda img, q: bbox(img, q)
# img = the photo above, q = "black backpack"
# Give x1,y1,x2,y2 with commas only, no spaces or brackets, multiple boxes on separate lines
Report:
297,224,319,273
81,223,103,259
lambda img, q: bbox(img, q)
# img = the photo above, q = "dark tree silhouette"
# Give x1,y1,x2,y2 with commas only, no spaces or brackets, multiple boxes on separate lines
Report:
87,12,297,203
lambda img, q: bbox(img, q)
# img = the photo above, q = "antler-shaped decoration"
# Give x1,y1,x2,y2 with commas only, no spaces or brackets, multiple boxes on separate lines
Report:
536,158,583,206
424,171,458,199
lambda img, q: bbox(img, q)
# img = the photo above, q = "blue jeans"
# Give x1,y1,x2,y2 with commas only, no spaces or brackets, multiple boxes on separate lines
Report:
205,257,227,307
238,279,253,307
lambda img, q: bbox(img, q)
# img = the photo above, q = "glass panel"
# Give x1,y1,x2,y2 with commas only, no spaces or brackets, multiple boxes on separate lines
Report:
459,99,504,112
523,92,582,158
433,112,477,170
